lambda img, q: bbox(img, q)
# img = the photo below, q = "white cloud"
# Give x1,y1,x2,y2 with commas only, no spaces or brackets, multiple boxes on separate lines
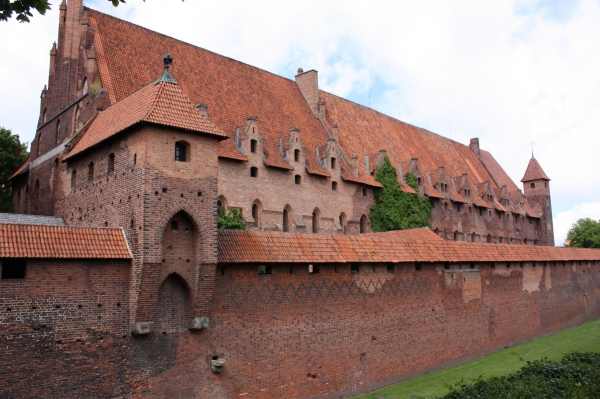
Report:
554,202,600,246
2,0,600,244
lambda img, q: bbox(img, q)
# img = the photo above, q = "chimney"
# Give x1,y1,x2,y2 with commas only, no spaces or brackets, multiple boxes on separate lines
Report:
331,123,339,140
295,68,319,116
469,138,480,159
196,104,210,121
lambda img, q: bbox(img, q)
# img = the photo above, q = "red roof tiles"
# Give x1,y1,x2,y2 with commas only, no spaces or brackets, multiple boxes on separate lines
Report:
8,156,30,180
479,150,520,193
65,80,227,160
521,157,550,182
218,230,600,264
0,224,132,259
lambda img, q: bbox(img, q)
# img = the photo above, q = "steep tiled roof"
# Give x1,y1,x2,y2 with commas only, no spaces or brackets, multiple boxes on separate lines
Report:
0,213,66,226
8,156,30,180
87,9,506,191
423,184,445,199
525,203,541,218
218,230,600,264
521,157,550,182
88,9,330,179
0,224,132,259
65,80,227,160
479,150,520,192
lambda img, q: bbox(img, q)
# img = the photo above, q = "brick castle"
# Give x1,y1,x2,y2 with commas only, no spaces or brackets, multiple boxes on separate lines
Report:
1,1,599,398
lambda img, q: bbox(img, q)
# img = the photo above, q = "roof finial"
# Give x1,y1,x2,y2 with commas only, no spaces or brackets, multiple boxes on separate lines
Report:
531,141,535,159
164,53,173,70
155,53,177,85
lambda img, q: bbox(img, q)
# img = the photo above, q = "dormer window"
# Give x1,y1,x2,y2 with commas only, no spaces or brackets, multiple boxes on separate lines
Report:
250,139,257,153
417,177,422,186
362,187,368,196
332,181,338,190
294,149,300,162
295,175,301,185
331,157,336,169
175,141,189,162
250,167,258,178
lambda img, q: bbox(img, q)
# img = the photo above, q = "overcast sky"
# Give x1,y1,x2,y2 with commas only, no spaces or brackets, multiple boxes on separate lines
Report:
1,0,599,245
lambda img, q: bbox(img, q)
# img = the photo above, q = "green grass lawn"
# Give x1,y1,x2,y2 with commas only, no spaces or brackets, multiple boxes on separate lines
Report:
354,319,600,399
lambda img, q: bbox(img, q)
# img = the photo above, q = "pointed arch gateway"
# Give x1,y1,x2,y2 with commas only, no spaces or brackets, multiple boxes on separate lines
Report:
155,272,192,334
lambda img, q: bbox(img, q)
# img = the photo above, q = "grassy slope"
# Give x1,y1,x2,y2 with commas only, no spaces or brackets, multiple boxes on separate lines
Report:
354,319,600,399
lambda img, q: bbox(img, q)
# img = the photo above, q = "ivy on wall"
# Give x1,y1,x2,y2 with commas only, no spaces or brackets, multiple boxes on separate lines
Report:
218,208,246,230
369,156,432,232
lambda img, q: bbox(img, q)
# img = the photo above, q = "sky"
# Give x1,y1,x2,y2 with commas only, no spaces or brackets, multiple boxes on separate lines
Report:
1,0,599,245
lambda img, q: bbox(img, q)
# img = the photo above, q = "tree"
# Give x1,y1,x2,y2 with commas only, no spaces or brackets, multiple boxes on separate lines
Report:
1,0,183,23
369,156,431,232
0,127,29,212
565,218,600,248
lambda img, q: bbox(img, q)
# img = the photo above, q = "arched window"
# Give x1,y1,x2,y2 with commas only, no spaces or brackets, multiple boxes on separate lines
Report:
55,119,61,144
24,184,29,214
250,167,258,178
487,234,492,243
312,208,320,233
471,232,476,242
250,139,257,153
175,141,189,162
217,196,227,216
331,157,336,169
82,77,88,95
71,170,76,189
283,205,291,232
530,183,535,189
534,239,538,246
524,238,528,245
362,187,368,196
88,162,94,181
251,200,261,226
294,149,300,162
295,174,301,185
360,215,368,234
453,231,459,241
339,212,346,234
417,177,422,186
332,181,338,190
107,153,115,173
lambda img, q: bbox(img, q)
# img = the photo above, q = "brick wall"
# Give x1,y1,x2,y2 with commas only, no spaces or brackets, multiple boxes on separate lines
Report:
2,258,598,398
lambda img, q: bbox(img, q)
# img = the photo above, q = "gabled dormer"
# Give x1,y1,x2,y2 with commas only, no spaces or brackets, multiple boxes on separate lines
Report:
238,116,264,159
283,127,305,167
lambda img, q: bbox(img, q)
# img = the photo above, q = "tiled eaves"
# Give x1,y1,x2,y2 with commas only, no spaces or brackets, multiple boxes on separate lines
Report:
218,230,600,264
521,157,550,182
0,223,132,259
8,156,30,180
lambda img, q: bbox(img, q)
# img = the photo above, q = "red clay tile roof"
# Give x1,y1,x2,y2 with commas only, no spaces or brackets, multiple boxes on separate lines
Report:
8,156,30,180
363,227,444,241
87,9,508,191
479,150,520,192
521,157,550,182
423,183,445,199
88,9,329,178
493,198,508,213
340,163,383,187
449,186,467,203
0,224,132,259
219,139,249,162
65,80,227,159
525,203,541,218
218,230,600,264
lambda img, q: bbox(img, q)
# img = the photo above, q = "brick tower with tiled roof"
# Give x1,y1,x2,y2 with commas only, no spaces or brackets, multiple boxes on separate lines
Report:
522,155,554,246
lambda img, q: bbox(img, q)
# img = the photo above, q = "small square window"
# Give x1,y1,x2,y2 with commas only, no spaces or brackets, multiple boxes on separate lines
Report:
332,181,338,190
1,260,26,279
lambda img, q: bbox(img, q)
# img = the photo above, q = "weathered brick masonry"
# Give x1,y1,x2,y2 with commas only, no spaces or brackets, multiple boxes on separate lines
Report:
2,1,593,397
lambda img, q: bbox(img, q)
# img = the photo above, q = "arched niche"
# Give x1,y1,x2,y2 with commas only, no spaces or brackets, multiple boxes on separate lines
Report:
155,273,192,334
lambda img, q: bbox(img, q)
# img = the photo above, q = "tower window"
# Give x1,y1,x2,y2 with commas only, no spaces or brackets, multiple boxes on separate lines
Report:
175,141,189,162
295,175,301,185
250,167,258,178
108,153,115,173
530,183,535,189
250,139,257,153
332,181,338,190
294,149,300,162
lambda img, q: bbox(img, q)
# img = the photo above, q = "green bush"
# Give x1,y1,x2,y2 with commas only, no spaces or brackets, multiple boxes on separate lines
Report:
217,208,246,230
440,352,600,399
369,156,431,232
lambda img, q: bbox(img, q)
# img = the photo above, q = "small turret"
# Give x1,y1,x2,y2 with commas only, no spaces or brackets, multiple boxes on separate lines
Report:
521,155,553,246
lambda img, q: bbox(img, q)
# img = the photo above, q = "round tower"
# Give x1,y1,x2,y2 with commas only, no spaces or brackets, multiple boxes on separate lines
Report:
521,156,554,246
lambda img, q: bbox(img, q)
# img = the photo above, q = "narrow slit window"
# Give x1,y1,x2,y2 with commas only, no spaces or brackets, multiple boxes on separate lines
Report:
332,181,338,190
295,175,301,185
71,170,77,189
107,153,115,173
250,139,257,153
331,157,336,169
251,167,258,178
294,149,300,162
88,162,94,181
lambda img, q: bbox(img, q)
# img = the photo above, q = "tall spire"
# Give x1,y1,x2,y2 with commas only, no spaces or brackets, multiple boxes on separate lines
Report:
521,157,550,182
155,53,177,85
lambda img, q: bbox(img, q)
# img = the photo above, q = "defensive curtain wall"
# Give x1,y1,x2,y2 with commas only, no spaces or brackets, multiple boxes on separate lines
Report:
1,225,600,398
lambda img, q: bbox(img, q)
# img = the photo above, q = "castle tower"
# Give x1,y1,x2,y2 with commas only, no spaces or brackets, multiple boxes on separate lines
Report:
521,155,554,246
